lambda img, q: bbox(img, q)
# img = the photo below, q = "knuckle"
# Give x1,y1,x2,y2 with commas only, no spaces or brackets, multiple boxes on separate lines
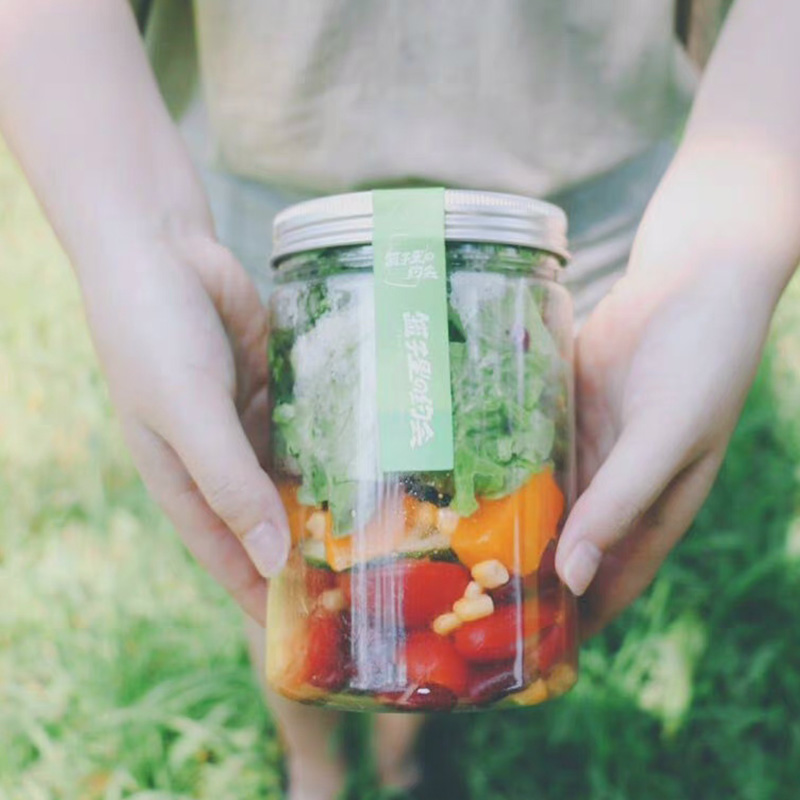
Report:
606,494,647,532
202,474,252,526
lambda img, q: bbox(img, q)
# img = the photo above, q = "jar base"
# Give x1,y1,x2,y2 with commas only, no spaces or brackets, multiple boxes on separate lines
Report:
268,661,578,713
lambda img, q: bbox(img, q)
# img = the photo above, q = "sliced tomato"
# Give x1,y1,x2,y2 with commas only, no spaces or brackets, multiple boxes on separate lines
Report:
403,631,468,696
341,560,470,629
453,598,561,664
530,594,577,676
538,538,558,579
304,565,337,600
304,611,349,691
530,625,565,676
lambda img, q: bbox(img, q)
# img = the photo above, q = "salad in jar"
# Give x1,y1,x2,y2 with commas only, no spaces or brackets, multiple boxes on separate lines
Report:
265,193,577,712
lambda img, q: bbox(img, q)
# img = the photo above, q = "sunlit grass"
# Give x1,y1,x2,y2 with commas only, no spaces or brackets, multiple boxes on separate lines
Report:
2,131,800,800
0,141,283,800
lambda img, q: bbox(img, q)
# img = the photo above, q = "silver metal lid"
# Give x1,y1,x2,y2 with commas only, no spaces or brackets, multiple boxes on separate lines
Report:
271,189,569,265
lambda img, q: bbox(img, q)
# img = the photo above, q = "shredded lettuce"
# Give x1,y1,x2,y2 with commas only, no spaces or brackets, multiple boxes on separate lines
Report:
446,272,558,515
270,251,563,532
271,276,379,534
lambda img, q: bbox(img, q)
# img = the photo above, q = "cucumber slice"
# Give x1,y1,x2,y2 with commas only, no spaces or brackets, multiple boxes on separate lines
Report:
397,532,456,561
300,538,329,569
302,532,456,571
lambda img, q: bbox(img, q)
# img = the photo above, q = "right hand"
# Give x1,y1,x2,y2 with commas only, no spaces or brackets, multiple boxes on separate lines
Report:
79,230,290,623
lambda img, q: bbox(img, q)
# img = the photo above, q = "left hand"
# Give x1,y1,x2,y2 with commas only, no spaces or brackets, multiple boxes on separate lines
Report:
80,232,289,624
556,263,773,638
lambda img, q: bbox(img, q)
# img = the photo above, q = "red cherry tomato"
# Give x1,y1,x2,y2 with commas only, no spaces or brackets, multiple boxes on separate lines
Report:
454,604,523,663
305,611,349,691
453,599,562,664
403,631,468,696
341,560,471,629
401,561,471,627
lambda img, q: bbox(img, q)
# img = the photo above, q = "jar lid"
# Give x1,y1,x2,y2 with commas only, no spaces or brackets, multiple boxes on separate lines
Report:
271,189,569,264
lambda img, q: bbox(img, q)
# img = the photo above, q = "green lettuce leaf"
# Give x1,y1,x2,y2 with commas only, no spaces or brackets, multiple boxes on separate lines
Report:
272,277,379,534
270,266,564,532
447,273,559,515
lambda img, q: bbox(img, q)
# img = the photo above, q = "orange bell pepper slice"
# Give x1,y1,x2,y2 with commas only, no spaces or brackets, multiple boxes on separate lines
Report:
325,490,409,572
279,483,437,572
451,469,565,576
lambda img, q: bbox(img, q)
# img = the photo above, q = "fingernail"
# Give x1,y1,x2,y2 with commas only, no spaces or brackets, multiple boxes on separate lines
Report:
562,540,603,596
243,521,290,577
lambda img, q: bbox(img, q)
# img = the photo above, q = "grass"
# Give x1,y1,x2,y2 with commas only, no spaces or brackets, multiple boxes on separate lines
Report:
2,131,800,800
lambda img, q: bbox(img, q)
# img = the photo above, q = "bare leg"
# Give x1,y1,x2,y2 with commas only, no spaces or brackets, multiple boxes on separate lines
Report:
245,617,347,800
246,616,426,796
372,713,425,792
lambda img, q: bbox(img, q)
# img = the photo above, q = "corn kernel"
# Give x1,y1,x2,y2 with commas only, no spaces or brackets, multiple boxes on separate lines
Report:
436,507,460,538
305,512,327,541
546,663,577,696
453,593,494,622
471,559,510,590
432,612,462,636
415,502,437,531
464,580,484,600
509,679,549,706
319,588,345,613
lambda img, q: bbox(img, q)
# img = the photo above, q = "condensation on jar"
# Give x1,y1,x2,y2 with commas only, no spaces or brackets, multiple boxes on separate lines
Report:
264,189,578,712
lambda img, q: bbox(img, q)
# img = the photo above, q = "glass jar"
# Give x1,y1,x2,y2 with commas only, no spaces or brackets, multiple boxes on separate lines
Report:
265,190,577,711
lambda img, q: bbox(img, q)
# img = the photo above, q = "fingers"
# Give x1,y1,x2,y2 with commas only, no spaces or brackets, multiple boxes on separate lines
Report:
240,384,272,471
374,714,425,791
123,420,269,623
556,416,697,596
579,451,723,638
159,383,291,578
190,240,270,414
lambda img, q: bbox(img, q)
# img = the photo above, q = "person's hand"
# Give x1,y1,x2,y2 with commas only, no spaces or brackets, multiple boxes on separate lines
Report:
79,232,290,624
555,263,773,638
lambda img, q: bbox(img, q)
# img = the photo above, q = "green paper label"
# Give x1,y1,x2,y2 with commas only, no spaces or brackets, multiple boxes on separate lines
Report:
373,189,454,473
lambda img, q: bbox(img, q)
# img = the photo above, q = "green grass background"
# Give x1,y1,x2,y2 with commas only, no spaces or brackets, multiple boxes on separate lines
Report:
3,124,800,800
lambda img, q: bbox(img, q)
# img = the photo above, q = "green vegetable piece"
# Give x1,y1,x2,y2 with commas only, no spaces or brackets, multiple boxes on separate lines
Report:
447,270,561,515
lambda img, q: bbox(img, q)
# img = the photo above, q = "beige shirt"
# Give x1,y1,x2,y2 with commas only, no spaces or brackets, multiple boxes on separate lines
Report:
191,0,694,197
137,1,697,313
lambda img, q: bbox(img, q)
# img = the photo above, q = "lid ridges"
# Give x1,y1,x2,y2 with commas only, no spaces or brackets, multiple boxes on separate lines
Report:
271,190,569,265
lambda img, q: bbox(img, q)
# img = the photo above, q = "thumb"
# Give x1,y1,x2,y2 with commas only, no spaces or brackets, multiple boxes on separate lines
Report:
162,384,291,578
556,418,689,596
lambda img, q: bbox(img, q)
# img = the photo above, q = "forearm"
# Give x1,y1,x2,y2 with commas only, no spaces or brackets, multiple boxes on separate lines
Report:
0,0,211,279
0,1,289,611
631,0,800,306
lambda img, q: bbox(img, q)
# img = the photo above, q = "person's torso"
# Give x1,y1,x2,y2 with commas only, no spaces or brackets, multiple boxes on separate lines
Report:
190,0,695,197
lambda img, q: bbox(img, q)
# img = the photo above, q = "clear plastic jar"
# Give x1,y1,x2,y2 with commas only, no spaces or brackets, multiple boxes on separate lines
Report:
265,191,577,711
